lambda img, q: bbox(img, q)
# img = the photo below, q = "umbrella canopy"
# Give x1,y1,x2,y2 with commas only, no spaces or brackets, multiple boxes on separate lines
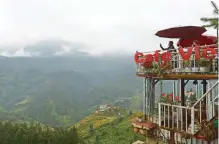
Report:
155,26,206,38
177,35,217,47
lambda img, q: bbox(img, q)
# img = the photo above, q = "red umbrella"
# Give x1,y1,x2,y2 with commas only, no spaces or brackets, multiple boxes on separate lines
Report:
177,35,217,47
155,26,206,38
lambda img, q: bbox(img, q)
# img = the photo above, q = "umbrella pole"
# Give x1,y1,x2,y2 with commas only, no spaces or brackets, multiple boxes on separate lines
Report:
217,27,218,41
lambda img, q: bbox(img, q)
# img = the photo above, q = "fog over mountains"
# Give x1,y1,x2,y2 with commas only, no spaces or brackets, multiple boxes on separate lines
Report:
0,38,196,126
0,39,140,126
0,39,132,57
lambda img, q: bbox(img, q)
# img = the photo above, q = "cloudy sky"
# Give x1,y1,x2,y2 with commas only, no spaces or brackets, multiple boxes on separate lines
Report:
0,0,217,55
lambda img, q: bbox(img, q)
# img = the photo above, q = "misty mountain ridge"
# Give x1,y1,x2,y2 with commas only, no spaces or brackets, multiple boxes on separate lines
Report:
0,39,195,126
0,41,140,126
0,39,132,57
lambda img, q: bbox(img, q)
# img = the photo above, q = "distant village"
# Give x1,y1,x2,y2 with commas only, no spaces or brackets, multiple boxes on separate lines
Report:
95,104,120,114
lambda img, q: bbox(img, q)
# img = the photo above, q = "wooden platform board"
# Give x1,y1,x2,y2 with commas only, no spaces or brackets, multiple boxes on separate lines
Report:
136,73,218,80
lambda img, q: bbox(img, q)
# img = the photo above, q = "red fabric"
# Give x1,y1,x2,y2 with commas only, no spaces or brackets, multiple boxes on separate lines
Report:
195,135,206,140
177,35,217,47
155,26,206,38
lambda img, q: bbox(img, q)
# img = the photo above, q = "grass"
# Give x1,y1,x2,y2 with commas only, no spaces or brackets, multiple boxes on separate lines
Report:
75,113,117,137
74,111,166,144
82,113,144,144
75,111,168,144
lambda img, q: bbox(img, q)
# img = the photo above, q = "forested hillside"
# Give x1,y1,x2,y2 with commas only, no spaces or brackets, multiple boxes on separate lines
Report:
0,49,143,126
0,54,194,126
0,121,83,144
0,40,195,126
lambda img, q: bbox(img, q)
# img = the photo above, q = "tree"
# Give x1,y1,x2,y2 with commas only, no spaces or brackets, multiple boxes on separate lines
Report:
200,1,218,29
200,1,218,40
0,121,83,144
95,135,99,144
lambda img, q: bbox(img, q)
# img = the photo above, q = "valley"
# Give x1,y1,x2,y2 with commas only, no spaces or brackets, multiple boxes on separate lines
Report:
0,45,196,144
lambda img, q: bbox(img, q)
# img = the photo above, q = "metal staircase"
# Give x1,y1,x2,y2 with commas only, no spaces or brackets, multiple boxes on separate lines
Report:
191,80,218,134
158,80,219,142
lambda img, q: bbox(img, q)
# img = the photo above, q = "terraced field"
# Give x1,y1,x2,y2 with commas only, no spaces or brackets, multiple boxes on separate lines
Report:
75,114,117,136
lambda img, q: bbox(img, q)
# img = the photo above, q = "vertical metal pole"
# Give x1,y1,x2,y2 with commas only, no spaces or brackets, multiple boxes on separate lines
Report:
145,78,149,144
158,103,161,126
217,27,218,43
196,81,199,100
203,80,207,94
173,81,176,102
176,80,178,96
203,80,207,121
146,78,152,115
179,55,182,69
181,79,185,106
150,78,155,113
143,78,146,120
146,78,148,119
193,53,196,67
207,80,211,120
179,79,182,103
179,79,181,104
191,107,195,134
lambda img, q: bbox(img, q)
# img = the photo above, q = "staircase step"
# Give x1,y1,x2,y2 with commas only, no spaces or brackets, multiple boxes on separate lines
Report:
194,115,218,140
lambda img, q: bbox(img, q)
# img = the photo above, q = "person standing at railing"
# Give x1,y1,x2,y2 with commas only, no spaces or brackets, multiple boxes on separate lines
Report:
192,40,199,47
193,40,216,71
160,41,177,69
160,41,176,52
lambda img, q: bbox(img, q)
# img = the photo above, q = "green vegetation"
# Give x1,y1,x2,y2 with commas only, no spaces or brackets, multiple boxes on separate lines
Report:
75,114,117,137
200,1,218,29
76,112,145,144
0,120,82,144
0,41,196,143
0,55,142,126
0,50,190,126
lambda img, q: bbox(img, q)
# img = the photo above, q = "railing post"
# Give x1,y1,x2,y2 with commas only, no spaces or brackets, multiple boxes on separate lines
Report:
191,107,195,134
178,55,182,69
212,101,215,117
158,103,161,127
196,80,199,100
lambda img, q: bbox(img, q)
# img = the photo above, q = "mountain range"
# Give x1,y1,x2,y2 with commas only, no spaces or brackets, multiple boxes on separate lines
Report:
0,39,194,126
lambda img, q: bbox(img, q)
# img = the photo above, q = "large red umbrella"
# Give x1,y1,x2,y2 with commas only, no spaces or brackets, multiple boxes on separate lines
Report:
177,35,217,47
155,26,206,38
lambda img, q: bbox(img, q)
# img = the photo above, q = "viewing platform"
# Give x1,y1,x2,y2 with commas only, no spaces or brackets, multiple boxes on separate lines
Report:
135,44,218,80
134,25,218,143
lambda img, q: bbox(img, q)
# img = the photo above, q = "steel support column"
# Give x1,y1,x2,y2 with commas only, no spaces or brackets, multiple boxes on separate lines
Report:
181,79,185,106
202,80,208,120
143,78,146,120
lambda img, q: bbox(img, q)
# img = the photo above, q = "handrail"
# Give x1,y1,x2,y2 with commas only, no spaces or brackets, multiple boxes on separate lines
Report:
159,102,191,109
192,80,219,107
213,95,219,102
139,44,218,54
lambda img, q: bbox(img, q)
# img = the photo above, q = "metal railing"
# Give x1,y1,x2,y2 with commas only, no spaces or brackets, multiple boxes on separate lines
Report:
158,80,219,135
190,80,219,133
136,45,218,75
158,103,193,134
